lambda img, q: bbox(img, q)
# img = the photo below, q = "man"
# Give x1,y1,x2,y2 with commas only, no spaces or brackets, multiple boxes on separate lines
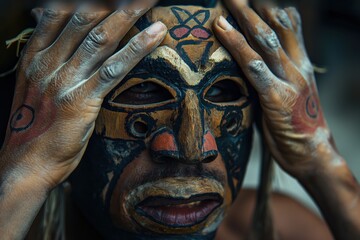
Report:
0,0,358,239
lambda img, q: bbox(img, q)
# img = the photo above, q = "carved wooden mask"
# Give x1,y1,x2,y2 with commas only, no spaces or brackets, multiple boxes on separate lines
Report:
70,3,255,239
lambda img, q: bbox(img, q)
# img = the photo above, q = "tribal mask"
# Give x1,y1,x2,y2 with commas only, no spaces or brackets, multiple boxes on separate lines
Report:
70,2,255,239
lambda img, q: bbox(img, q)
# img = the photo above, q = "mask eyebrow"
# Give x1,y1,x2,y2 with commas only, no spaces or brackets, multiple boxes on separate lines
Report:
144,46,205,86
130,57,186,89
129,46,244,88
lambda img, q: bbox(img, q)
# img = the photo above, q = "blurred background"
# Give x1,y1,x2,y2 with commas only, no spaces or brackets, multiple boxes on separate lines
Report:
0,0,359,213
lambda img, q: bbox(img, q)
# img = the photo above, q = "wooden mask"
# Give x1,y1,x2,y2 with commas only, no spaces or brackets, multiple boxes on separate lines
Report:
70,2,255,239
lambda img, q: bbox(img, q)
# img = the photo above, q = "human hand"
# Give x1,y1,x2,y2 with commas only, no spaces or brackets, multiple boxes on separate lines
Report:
0,1,167,189
213,0,341,179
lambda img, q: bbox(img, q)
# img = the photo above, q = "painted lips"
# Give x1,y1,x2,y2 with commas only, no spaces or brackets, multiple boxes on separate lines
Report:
136,194,223,227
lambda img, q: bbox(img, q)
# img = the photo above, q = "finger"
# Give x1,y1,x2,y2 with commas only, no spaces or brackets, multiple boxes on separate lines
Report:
256,6,313,76
62,0,158,80
83,21,167,99
213,16,280,99
43,9,110,66
285,7,314,75
26,8,73,53
31,8,44,24
224,0,298,81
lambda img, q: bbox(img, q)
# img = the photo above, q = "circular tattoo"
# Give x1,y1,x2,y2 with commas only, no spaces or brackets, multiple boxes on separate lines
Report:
10,105,35,132
306,95,319,119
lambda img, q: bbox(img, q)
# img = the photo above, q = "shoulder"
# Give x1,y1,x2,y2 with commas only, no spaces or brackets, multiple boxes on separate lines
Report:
216,188,334,240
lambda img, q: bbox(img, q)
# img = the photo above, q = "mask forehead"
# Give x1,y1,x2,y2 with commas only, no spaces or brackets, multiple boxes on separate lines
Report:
126,4,232,86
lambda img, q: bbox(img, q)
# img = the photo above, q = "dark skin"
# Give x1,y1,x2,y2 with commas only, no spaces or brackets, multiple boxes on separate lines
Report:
217,189,333,240
0,0,359,239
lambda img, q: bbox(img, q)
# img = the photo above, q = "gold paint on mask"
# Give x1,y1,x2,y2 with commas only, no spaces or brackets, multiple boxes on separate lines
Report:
178,90,204,162
91,2,255,236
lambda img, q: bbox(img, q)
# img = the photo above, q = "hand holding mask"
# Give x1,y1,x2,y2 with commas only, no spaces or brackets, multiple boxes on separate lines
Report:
214,0,339,179
213,0,360,239
0,1,167,238
0,0,167,188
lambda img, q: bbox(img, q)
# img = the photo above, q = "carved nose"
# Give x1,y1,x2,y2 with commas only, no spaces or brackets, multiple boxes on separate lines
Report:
200,131,219,163
150,130,218,165
150,129,180,163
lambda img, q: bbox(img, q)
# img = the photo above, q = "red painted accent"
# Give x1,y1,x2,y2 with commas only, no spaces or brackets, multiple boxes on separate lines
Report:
173,27,190,39
202,132,218,152
191,27,211,39
151,131,178,152
8,86,57,146
291,83,326,133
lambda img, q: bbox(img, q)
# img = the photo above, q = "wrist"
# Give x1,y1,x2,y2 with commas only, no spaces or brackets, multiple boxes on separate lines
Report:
0,150,51,239
292,128,344,181
0,149,53,195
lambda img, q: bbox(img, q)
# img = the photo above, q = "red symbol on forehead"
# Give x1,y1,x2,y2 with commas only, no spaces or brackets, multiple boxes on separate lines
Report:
172,26,191,39
191,27,212,40
169,7,212,40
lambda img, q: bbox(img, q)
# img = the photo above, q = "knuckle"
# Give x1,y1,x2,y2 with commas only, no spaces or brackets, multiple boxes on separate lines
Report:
83,27,109,54
249,60,267,73
71,12,98,26
119,8,147,20
127,37,145,56
276,9,292,29
42,9,68,22
99,63,119,82
263,30,280,50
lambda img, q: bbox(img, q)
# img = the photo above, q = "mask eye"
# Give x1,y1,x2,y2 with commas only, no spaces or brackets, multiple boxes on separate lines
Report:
112,82,173,105
205,80,245,103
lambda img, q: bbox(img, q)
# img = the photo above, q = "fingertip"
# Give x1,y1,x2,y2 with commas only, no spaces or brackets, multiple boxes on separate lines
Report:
146,21,168,36
31,8,44,24
214,16,233,32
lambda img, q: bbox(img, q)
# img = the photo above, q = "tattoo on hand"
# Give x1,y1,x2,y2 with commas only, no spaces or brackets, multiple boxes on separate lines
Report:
306,95,319,119
292,83,326,133
10,105,35,132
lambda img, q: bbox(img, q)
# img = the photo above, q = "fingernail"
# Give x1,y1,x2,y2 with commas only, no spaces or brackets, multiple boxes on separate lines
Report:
146,21,167,35
218,16,233,31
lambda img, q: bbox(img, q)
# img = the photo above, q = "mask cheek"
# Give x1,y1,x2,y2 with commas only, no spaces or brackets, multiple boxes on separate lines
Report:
208,106,254,199
109,150,153,232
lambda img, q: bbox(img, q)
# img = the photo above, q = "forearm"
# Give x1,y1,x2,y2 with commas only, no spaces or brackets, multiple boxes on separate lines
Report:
300,153,360,239
0,151,49,240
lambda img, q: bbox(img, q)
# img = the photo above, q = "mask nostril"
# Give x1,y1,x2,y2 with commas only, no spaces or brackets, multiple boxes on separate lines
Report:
202,152,218,163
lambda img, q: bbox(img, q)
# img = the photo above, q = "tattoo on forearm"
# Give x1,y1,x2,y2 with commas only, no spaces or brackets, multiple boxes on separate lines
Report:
10,105,35,132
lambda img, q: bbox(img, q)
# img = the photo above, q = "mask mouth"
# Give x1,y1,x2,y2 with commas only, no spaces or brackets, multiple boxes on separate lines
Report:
124,177,226,234
136,193,223,227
